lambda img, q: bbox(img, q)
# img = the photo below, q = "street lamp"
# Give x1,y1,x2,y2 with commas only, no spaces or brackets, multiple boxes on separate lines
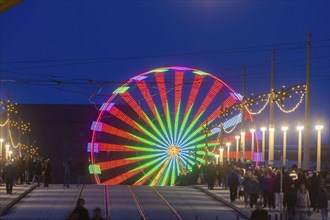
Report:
5,144,10,160
215,154,220,165
235,135,240,162
296,125,304,169
268,127,275,166
250,129,256,161
315,123,323,172
9,150,13,160
0,138,4,159
226,142,231,163
240,131,246,163
219,147,224,164
281,126,288,167
261,127,267,163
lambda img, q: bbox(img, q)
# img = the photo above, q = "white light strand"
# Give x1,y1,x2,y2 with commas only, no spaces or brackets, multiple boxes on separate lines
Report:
0,119,10,127
223,116,241,134
8,127,20,148
245,96,270,115
275,93,305,113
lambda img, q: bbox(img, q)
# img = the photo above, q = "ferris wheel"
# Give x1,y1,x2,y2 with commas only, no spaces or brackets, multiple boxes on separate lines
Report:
89,66,253,186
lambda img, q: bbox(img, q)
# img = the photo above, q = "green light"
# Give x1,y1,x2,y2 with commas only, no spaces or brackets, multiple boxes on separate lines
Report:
131,155,167,172
161,158,173,186
179,110,205,145
127,153,163,161
113,86,129,94
154,105,171,143
165,102,173,143
177,105,193,143
152,68,169,73
136,157,167,184
130,133,158,146
142,111,169,146
193,70,208,76
89,164,101,174
134,121,166,149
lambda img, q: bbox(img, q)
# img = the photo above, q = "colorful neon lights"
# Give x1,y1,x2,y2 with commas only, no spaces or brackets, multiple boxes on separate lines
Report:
89,66,254,186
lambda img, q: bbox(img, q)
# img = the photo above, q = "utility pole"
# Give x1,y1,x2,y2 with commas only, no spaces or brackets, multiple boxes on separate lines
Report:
303,31,311,170
268,49,275,166
240,65,246,164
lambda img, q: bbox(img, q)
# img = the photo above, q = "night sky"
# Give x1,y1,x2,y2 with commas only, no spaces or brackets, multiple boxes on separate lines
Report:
0,1,329,140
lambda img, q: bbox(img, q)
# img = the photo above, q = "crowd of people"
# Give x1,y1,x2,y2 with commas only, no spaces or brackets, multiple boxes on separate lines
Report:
179,161,330,220
0,156,52,193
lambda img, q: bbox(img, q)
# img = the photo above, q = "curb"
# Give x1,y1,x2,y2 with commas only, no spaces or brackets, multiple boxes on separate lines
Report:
193,185,250,220
0,185,37,217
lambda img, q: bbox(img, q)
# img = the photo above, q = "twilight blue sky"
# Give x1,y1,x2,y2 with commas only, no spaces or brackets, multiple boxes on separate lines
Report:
0,1,329,137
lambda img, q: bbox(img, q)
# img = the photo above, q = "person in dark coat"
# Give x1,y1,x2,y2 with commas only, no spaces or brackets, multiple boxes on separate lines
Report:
284,183,297,220
91,207,104,220
3,161,16,194
206,162,216,190
43,159,52,187
63,158,73,188
228,167,239,202
317,186,329,220
32,158,43,187
250,201,269,220
72,198,89,220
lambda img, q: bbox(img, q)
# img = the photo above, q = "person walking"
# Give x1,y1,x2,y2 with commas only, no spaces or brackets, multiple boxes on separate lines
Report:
43,159,52,187
317,186,330,220
63,158,73,188
284,183,297,220
228,167,239,202
296,183,311,220
3,161,16,194
32,158,43,187
206,161,216,190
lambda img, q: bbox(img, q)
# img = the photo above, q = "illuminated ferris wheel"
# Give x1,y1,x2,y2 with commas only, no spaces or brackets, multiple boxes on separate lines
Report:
89,66,253,186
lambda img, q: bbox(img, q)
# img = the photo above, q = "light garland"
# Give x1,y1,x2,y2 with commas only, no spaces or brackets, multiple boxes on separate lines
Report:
223,116,241,134
245,96,270,115
0,119,10,127
275,93,305,113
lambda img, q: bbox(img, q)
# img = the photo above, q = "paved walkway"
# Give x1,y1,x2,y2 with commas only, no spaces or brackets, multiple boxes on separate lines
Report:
0,184,36,216
196,185,325,220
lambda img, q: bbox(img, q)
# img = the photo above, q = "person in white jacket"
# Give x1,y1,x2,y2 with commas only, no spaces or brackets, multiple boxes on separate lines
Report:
296,183,311,220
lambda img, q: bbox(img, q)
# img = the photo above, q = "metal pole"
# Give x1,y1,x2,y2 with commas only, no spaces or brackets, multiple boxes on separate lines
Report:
304,31,311,170
269,49,275,166
298,130,302,169
283,129,287,167
316,128,322,172
261,129,266,163
251,130,255,161
240,132,245,163
241,65,246,164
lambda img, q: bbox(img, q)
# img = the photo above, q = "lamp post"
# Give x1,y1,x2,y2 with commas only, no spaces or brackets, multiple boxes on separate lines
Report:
0,138,4,159
281,126,288,167
250,129,256,161
219,147,224,164
268,127,275,166
296,125,304,169
5,144,10,160
315,123,323,172
261,127,267,163
9,150,13,160
215,154,220,165
226,142,231,163
235,135,240,162
240,131,246,163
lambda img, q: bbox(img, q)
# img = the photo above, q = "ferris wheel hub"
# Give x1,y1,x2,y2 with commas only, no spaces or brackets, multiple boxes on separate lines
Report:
168,145,180,157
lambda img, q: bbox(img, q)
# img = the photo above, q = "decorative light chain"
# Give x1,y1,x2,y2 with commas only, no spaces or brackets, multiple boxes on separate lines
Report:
245,96,270,115
275,93,305,113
